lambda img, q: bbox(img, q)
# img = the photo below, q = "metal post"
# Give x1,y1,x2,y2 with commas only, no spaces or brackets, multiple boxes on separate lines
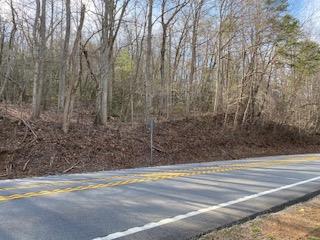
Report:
150,119,154,163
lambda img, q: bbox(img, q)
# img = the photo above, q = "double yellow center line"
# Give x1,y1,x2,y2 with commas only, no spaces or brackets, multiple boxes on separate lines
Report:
0,157,318,203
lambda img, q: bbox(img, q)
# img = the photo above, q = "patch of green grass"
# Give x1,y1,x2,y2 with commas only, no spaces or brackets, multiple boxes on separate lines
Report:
309,226,320,240
308,237,320,240
267,235,276,240
251,223,262,236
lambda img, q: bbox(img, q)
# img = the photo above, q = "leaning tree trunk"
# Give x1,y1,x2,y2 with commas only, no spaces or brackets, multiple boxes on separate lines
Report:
62,4,85,133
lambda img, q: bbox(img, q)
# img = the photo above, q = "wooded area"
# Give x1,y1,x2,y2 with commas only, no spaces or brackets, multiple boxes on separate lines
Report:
0,0,320,132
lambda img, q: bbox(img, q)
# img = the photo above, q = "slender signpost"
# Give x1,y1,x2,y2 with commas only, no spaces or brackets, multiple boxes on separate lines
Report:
147,118,155,164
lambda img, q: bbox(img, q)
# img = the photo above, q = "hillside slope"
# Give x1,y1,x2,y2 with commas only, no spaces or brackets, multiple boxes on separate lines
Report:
1,109,320,179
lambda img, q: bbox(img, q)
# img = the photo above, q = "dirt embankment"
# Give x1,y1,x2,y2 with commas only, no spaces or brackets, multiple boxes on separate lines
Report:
199,196,320,240
1,107,320,179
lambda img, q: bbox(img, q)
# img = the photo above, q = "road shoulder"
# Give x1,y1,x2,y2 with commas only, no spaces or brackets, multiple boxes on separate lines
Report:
198,196,320,240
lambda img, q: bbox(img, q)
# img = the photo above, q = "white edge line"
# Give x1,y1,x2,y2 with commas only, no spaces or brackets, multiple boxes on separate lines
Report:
92,176,320,240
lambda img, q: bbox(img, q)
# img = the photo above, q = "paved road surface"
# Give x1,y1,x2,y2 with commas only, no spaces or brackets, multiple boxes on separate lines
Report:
0,154,319,240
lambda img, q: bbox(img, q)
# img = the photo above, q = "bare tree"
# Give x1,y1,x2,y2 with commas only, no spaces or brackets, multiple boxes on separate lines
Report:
58,0,71,110
0,0,319,134
96,0,131,125
31,0,47,119
159,0,188,115
62,4,86,133
144,0,153,122
186,0,204,115
213,0,228,115
0,0,17,99
0,19,6,69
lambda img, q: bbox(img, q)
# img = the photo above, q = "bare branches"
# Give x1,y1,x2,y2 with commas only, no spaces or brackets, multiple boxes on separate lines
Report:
0,0,17,99
0,0,320,133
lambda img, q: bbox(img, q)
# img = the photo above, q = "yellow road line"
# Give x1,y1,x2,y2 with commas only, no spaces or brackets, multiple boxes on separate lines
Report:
0,181,76,191
0,156,318,192
0,175,129,191
0,157,318,203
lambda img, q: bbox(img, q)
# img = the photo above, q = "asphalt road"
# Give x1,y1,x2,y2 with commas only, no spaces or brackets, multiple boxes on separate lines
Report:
0,154,319,240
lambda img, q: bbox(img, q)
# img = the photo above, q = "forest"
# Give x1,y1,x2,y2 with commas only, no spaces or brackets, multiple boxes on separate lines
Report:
0,0,319,131
1,0,320,178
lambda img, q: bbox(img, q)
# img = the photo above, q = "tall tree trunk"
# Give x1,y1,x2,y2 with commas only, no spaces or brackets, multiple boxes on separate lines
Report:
43,0,54,110
213,29,223,114
186,0,203,116
108,60,114,117
213,0,226,115
159,0,186,116
31,0,47,120
63,4,85,133
96,45,112,125
160,23,167,115
166,27,172,118
145,0,153,122
0,24,5,68
233,35,246,129
96,0,111,125
0,0,17,100
96,0,130,125
58,0,71,110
